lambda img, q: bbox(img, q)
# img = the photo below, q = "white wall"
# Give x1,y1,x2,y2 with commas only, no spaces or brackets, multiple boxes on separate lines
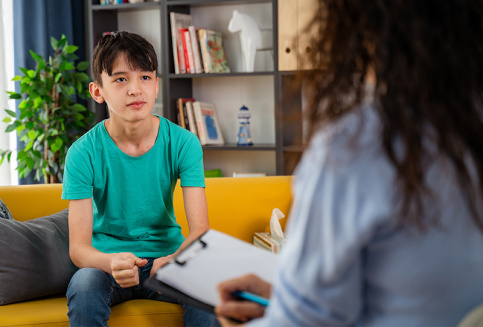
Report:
0,0,17,185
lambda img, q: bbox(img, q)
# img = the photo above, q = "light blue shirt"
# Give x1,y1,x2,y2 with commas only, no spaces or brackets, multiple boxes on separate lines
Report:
250,106,483,326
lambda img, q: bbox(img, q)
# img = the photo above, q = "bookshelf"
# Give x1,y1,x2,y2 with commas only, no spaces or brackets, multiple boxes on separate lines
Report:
87,0,305,176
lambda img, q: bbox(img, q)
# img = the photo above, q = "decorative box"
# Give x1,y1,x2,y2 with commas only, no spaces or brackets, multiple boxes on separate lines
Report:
253,232,285,254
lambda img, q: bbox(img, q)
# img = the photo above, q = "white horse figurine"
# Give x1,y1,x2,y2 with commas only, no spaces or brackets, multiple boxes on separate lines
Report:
228,10,262,72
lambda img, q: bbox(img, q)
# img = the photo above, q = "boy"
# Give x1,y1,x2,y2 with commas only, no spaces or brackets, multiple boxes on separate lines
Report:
62,31,214,326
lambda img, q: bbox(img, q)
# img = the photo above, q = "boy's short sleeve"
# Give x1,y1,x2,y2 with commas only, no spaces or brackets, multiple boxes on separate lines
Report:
177,133,205,188
62,145,94,200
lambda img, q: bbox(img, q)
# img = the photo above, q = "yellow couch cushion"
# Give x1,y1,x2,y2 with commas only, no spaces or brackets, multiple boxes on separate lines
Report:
175,176,293,242
0,184,67,222
0,295,183,327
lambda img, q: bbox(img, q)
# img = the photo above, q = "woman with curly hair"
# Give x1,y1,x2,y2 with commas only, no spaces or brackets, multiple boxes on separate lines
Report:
215,1,483,326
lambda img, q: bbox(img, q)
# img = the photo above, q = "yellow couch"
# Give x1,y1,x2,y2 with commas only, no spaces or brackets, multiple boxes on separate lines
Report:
0,176,293,327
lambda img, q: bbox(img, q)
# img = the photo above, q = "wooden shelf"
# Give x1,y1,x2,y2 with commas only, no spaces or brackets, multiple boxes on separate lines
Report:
166,0,272,7
169,72,274,79
92,2,161,11
202,144,276,151
283,145,306,153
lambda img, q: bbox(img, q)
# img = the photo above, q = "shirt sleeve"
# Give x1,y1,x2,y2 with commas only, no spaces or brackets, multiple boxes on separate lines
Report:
62,143,94,200
177,132,205,188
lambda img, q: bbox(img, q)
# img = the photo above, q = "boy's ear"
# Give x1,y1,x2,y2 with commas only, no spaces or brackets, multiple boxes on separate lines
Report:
89,82,105,104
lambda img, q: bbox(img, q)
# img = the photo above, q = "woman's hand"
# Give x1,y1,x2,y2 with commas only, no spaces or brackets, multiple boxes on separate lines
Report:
215,274,272,324
150,254,174,277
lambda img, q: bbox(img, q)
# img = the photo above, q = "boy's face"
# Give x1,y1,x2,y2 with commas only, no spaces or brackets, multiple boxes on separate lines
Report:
90,53,159,123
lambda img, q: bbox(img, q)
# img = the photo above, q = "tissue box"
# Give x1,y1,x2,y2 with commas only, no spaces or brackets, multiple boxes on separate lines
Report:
253,232,285,254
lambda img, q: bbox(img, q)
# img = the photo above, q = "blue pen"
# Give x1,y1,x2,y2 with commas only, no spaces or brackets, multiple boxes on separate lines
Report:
232,291,270,307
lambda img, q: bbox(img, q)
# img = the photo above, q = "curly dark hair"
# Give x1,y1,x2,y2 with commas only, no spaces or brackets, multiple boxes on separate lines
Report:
297,0,483,230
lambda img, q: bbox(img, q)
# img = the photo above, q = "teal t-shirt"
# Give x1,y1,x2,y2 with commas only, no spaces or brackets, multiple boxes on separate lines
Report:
62,115,205,258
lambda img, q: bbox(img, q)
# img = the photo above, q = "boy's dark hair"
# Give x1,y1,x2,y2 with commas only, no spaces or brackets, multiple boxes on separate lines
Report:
91,31,158,86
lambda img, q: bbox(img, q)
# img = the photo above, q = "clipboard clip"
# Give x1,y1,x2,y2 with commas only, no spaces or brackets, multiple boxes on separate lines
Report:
173,238,208,266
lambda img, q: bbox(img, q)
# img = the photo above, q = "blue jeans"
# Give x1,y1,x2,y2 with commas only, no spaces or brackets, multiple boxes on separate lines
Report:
66,259,218,327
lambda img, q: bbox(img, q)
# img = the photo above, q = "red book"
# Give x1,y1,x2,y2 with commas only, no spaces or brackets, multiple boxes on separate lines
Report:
181,28,194,74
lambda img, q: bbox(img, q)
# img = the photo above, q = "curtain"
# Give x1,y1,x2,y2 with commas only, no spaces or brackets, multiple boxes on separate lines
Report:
13,0,86,184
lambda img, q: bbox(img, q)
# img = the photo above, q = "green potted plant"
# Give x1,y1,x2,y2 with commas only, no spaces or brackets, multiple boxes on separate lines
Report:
1,35,96,183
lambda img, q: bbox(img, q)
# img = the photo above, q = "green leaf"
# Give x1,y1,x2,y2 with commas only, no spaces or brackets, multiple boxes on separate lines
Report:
37,60,46,71
73,104,86,112
64,53,78,62
77,61,90,71
32,150,42,159
33,97,43,109
16,125,25,134
28,130,37,140
27,70,36,78
24,140,33,151
22,166,32,179
5,124,16,133
57,35,67,49
7,92,21,100
18,100,27,109
2,117,11,123
64,62,75,71
51,36,58,51
12,76,22,81
65,45,78,54
29,50,43,63
50,143,59,153
21,77,31,84
26,157,34,170
5,109,16,117
55,137,63,148
55,73,62,83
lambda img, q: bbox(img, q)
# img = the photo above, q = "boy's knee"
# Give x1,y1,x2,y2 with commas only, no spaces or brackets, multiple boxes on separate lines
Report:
67,268,111,297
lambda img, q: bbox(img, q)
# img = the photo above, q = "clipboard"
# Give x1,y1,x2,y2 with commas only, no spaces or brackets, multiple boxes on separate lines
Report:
144,229,278,313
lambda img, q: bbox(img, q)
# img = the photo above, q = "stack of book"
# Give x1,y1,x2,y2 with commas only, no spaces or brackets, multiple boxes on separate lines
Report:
176,98,225,146
170,12,231,75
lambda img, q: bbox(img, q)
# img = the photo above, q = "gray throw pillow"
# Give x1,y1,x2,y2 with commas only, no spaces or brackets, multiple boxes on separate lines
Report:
0,209,78,305
0,199,14,220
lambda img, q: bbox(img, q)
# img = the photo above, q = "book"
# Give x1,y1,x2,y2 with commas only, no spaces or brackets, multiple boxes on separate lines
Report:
192,101,225,145
170,12,192,74
253,232,285,254
198,29,230,73
185,100,198,137
176,98,186,128
181,28,195,74
189,25,203,73
177,98,195,129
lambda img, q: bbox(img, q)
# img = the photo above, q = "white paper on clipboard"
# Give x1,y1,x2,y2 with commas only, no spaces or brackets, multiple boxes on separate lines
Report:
153,229,279,308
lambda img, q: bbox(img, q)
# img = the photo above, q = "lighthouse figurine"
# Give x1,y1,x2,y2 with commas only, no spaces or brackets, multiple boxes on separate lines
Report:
237,105,253,146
